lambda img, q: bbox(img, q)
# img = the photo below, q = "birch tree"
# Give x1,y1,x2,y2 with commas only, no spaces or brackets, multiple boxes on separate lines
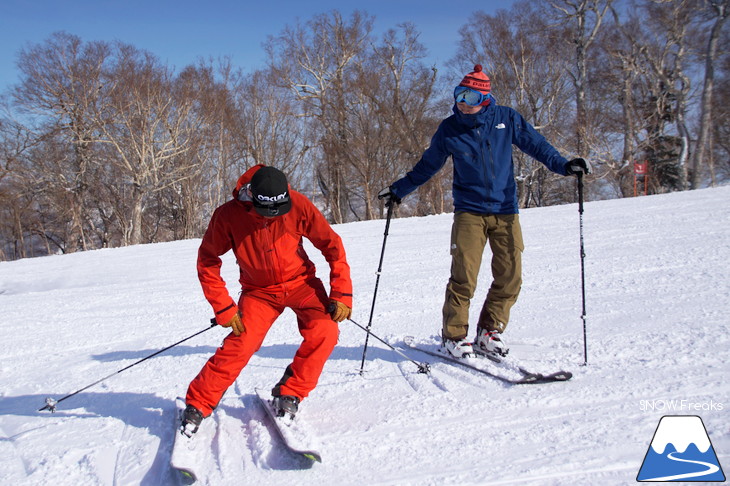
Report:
13,32,110,251
352,23,440,219
690,0,729,188
547,0,612,157
266,11,374,223
93,44,208,245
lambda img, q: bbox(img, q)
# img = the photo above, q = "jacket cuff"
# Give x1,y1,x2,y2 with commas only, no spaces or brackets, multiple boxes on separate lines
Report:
215,301,239,325
329,291,353,309
390,179,407,199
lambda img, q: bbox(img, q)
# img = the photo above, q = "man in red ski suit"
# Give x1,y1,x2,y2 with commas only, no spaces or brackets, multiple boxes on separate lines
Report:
182,165,352,432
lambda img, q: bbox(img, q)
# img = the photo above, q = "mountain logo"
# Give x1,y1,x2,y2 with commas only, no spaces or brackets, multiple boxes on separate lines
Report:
637,415,725,482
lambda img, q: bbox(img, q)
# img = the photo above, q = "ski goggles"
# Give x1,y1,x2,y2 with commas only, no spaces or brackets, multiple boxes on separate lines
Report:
454,86,489,106
251,192,291,217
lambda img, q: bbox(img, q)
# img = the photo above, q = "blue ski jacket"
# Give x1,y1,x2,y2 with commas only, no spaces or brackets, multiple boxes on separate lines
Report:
391,102,570,214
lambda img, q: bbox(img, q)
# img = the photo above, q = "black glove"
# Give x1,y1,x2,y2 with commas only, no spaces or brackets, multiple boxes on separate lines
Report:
377,186,401,206
565,158,592,176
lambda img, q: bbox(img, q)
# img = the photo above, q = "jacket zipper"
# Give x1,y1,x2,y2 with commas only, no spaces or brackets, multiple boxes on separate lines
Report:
477,128,494,195
262,219,277,285
263,219,287,294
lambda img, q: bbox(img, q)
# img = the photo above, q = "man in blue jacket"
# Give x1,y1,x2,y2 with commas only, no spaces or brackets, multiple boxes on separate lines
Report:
378,64,590,359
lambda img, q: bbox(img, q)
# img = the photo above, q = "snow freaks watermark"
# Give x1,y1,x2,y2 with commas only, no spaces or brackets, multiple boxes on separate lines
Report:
636,415,726,482
639,399,724,412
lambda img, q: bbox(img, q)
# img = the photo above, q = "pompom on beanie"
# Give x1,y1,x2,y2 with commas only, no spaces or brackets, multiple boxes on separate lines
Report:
459,64,491,104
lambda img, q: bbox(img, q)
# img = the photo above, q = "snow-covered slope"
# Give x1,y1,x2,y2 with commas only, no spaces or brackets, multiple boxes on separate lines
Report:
1,186,728,485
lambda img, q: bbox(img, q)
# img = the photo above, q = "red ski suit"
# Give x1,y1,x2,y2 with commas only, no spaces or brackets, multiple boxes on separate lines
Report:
186,165,352,416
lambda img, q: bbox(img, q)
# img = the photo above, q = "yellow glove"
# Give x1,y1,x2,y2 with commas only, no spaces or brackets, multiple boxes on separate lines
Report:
220,311,245,336
329,300,352,322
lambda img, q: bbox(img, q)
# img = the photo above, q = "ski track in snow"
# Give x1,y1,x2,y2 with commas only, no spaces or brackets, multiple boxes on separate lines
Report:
0,186,728,485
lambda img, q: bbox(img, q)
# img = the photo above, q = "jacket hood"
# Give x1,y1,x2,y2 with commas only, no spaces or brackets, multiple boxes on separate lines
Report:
232,164,265,200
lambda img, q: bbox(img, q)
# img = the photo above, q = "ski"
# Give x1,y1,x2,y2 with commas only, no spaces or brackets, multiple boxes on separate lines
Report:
401,338,572,385
170,397,215,484
254,388,322,463
472,348,572,382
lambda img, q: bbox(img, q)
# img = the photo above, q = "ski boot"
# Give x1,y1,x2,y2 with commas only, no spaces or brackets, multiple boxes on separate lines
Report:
475,329,509,357
442,337,475,358
180,404,204,438
273,395,300,420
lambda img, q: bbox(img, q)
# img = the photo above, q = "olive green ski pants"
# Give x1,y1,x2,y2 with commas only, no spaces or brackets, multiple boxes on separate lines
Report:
442,212,524,340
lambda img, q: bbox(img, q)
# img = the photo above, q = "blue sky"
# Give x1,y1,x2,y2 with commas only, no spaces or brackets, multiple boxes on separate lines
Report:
0,0,515,92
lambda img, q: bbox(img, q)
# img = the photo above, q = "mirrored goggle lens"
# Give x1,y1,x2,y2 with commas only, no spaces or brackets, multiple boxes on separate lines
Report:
454,86,486,106
254,196,289,207
252,194,289,216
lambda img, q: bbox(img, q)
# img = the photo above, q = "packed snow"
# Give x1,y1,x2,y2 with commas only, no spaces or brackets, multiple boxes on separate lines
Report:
1,185,728,485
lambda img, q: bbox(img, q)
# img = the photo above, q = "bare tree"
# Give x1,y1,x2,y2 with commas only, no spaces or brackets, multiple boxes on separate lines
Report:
156,62,240,240
603,7,649,196
92,44,209,245
184,60,248,216
547,0,613,157
0,111,34,259
690,0,729,188
349,23,440,219
266,10,374,223
12,32,110,252
235,69,309,185
7,4,728,260
637,0,697,192
714,41,730,182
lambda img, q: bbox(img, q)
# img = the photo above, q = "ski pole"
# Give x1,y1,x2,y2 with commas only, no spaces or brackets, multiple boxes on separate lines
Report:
577,172,588,365
358,201,394,374
348,318,430,374
39,319,218,412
